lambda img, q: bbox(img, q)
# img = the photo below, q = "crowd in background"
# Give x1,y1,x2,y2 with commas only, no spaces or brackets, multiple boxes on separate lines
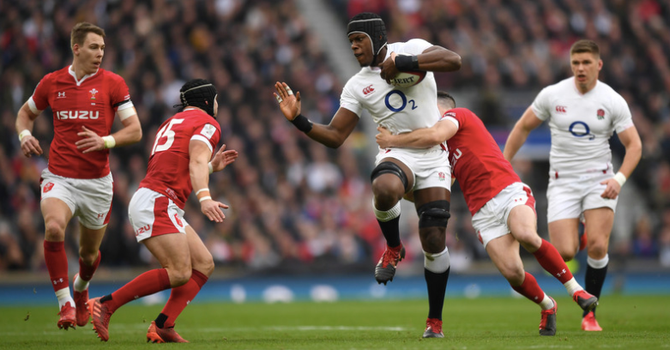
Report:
1,0,669,275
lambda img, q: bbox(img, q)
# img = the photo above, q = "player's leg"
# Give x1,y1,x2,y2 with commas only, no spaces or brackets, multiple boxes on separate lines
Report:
580,207,614,331
41,194,76,329
148,225,214,343
72,173,113,326
547,219,581,261
414,187,451,338
486,234,557,335
546,176,583,261
508,204,597,312
371,158,414,284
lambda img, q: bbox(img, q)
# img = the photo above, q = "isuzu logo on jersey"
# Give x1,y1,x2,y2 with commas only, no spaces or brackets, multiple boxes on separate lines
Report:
55,110,100,120
362,84,375,95
555,105,567,113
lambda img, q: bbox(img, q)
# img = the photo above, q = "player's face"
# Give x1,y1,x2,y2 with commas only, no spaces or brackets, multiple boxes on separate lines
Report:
213,96,219,117
570,52,602,92
348,33,373,67
74,32,105,74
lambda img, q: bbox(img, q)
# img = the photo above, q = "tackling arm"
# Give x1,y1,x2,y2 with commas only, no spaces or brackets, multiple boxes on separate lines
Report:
418,46,462,72
503,106,543,161
614,125,642,179
376,120,458,149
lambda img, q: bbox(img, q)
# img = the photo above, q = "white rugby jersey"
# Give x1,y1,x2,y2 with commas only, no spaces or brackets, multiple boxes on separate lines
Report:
340,39,442,152
531,77,634,176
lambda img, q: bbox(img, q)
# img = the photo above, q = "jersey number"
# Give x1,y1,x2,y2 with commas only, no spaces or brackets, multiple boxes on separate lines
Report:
385,90,417,112
151,118,185,155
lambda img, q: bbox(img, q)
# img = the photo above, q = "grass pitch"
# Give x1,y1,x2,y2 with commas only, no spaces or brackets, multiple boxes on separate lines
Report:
0,295,668,349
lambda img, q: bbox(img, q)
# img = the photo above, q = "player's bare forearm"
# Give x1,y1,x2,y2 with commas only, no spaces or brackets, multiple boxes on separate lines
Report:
111,114,142,147
304,123,353,148
419,46,462,72
377,127,437,149
616,126,642,178
16,103,43,157
503,107,541,161
189,143,212,195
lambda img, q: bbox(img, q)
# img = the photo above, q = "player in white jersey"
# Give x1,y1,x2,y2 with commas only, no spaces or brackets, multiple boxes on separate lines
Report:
273,12,461,338
504,40,642,331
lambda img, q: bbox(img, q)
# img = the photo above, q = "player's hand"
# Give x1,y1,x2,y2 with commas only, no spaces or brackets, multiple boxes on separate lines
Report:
375,126,394,148
75,126,105,153
274,82,301,121
599,178,621,199
379,52,400,84
20,134,43,158
210,144,239,173
200,199,229,223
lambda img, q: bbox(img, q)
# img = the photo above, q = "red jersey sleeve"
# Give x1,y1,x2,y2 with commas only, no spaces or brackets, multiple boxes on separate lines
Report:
191,121,221,154
31,73,54,111
110,75,131,111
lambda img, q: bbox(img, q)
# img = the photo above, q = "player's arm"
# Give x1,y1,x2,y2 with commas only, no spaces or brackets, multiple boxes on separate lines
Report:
75,107,142,153
416,46,462,72
189,139,229,223
15,101,43,157
599,125,642,199
274,82,358,148
503,106,543,161
376,120,457,149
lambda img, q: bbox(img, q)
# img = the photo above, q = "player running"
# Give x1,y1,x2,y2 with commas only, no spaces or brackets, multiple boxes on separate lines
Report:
87,79,238,342
15,22,142,329
274,12,461,338
504,40,642,331
376,92,598,336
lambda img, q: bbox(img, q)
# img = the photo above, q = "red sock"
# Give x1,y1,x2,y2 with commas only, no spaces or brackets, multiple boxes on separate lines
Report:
44,241,69,292
79,251,101,281
511,272,545,304
161,270,209,328
109,268,171,312
533,239,574,283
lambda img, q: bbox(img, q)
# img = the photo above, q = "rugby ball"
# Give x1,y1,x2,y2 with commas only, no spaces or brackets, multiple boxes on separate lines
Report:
389,70,426,88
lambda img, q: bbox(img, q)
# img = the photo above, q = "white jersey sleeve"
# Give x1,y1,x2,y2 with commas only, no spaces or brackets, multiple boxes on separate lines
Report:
531,86,553,121
611,94,634,133
340,78,363,118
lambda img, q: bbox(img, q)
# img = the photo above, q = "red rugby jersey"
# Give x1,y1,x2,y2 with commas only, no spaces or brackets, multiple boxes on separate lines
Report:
139,109,221,209
30,66,133,179
442,108,520,215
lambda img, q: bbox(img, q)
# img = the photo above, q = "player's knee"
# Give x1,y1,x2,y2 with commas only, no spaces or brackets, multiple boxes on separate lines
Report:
420,227,446,253
193,254,215,277
587,243,608,259
559,250,576,262
44,220,66,240
167,266,193,287
371,162,408,208
371,181,403,209
501,264,525,285
78,250,99,265
418,200,451,230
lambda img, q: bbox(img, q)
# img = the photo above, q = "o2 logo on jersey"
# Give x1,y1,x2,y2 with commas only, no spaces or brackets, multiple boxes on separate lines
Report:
569,121,595,140
384,90,418,112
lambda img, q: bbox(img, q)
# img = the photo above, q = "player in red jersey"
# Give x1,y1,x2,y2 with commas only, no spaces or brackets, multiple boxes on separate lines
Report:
376,92,598,336
87,79,238,343
14,22,142,330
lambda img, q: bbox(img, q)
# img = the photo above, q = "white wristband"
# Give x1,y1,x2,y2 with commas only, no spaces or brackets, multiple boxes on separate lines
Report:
18,129,31,142
613,172,626,187
196,188,210,195
199,196,212,203
102,135,116,149
208,162,213,174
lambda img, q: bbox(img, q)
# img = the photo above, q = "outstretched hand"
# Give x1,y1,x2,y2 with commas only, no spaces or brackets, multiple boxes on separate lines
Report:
273,82,301,121
375,126,394,149
210,144,238,173
200,199,229,223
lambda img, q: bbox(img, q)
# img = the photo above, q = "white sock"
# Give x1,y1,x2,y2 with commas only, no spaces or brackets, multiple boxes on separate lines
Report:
539,293,555,311
73,274,90,292
587,254,609,269
55,287,74,309
563,277,583,296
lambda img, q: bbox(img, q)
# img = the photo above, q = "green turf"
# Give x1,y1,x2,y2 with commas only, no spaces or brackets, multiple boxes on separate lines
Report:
0,295,668,349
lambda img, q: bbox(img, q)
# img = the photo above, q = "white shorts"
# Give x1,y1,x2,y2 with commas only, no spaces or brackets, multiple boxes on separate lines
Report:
128,188,189,242
471,182,535,248
40,169,113,230
375,146,451,191
546,171,617,223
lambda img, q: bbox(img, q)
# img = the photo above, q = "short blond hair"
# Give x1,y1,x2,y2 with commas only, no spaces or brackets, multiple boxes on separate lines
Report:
70,22,105,49
570,40,600,58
